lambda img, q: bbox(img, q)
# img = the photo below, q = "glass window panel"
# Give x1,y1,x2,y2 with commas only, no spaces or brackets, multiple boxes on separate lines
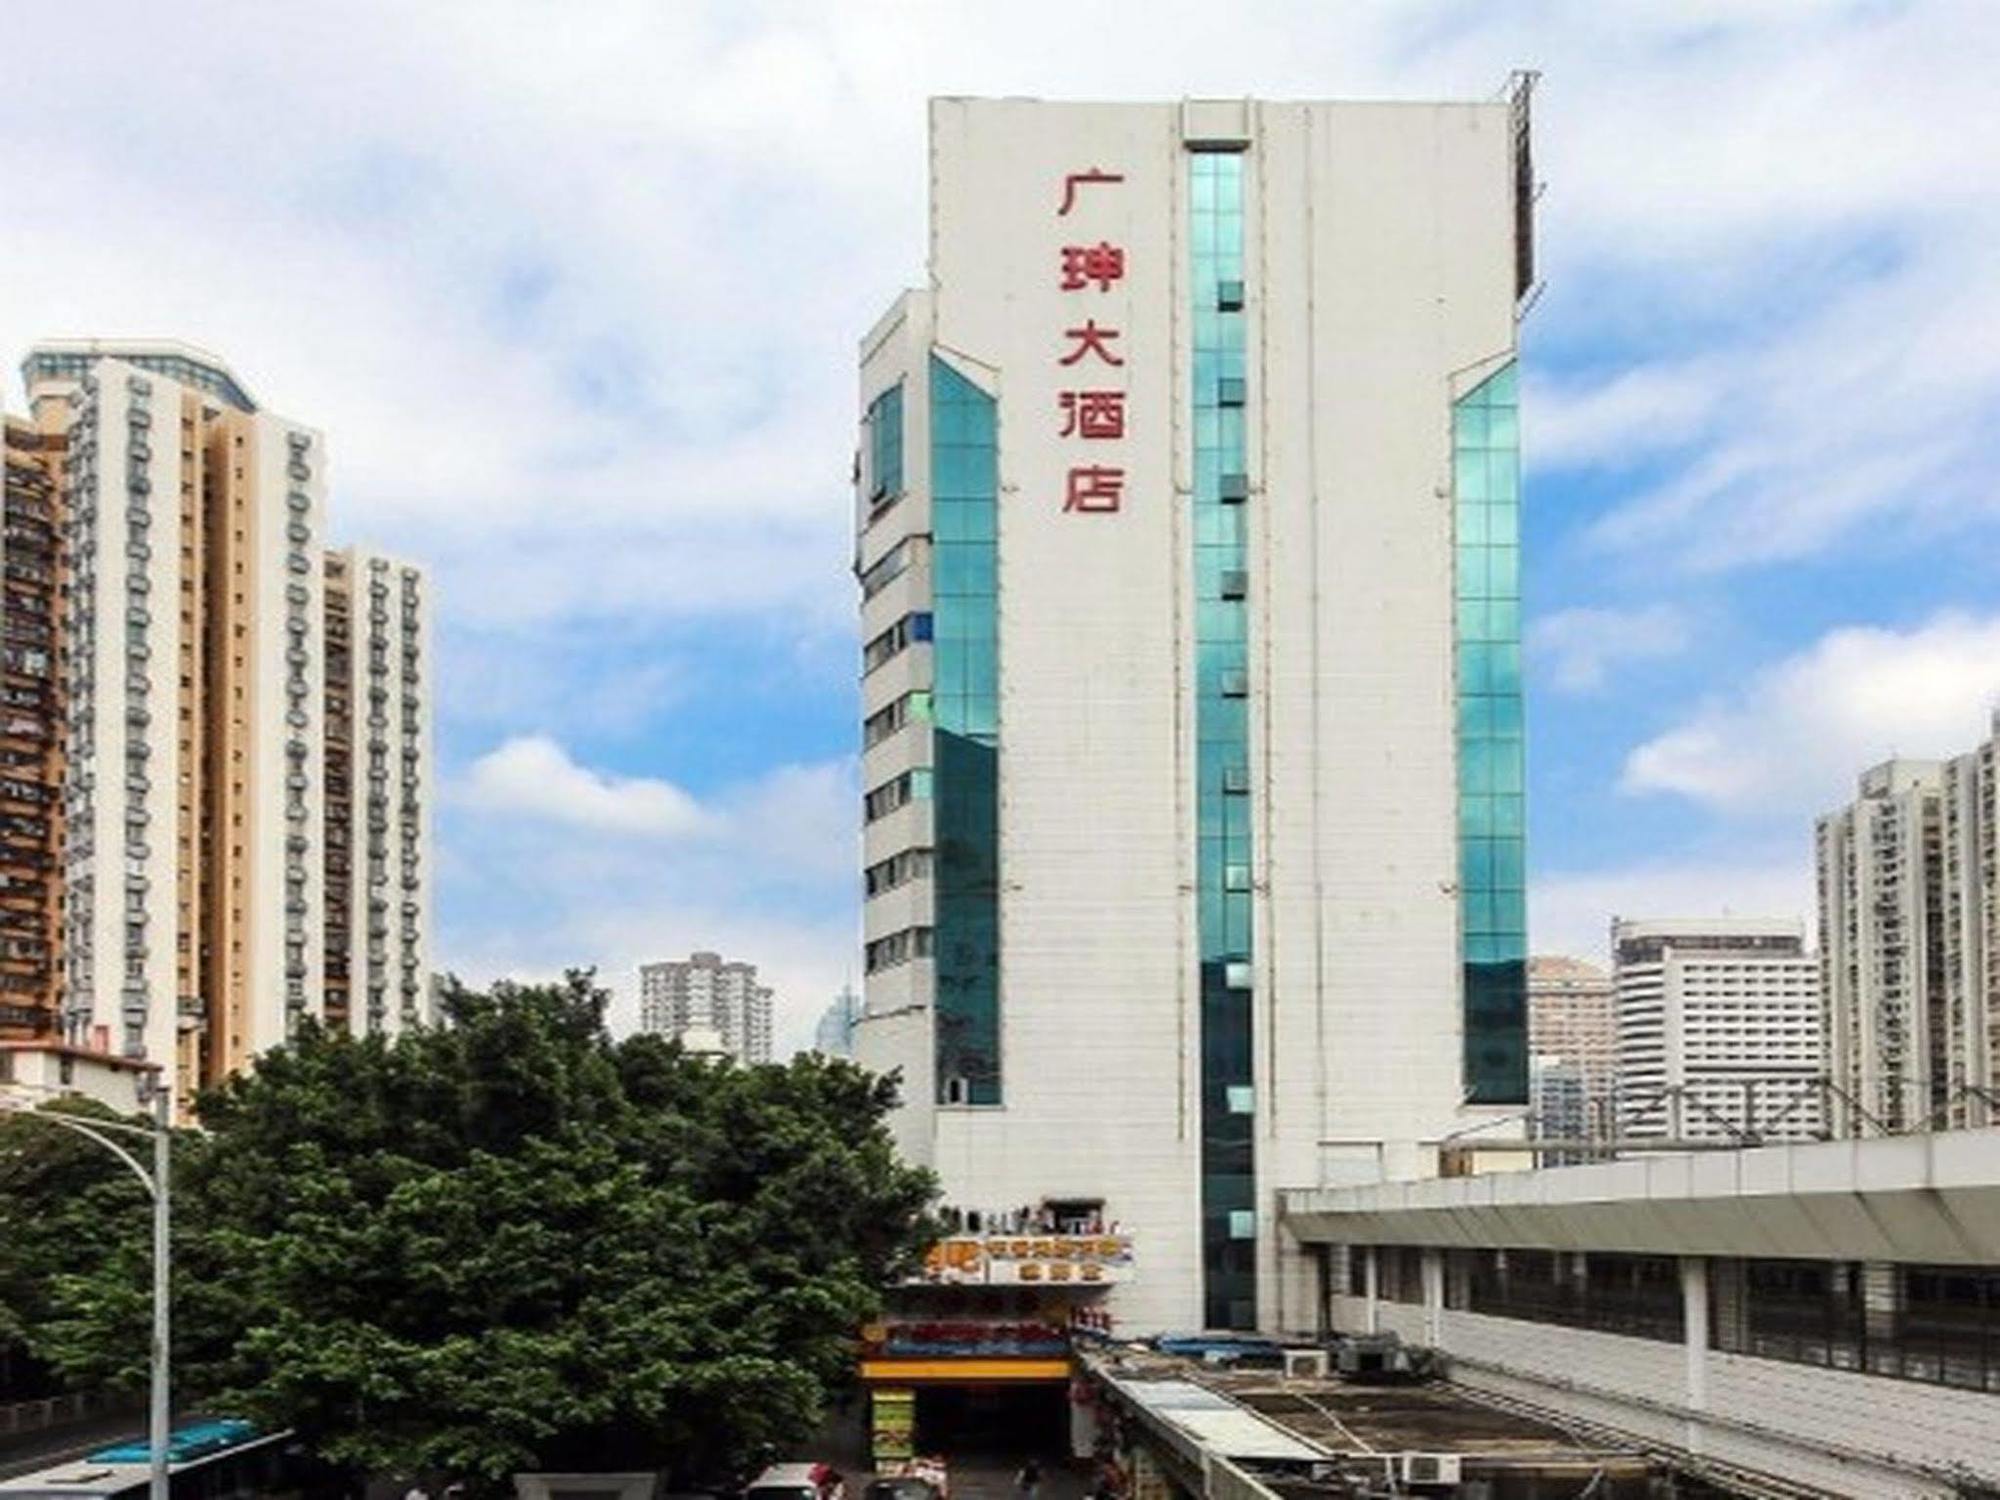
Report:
1459,694,1493,737
1456,453,1489,502
1459,641,1492,694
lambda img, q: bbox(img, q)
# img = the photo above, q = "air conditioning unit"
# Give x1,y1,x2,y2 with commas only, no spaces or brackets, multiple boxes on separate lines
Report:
1282,1347,1328,1379
1399,1453,1463,1489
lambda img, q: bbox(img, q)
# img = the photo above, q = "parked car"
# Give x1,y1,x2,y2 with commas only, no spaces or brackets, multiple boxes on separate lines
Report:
745,1463,848,1500
864,1478,937,1500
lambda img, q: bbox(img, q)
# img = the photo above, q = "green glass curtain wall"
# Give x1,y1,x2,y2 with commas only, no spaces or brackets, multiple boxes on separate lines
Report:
930,356,1000,1104
1454,362,1529,1105
1190,148,1257,1329
869,382,904,501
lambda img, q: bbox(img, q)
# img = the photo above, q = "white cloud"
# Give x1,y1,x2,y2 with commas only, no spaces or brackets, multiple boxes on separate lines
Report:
443,737,858,1054
460,735,714,839
1532,853,1816,968
1528,604,1689,694
1526,364,1718,473
1621,611,2000,816
4,1,1993,625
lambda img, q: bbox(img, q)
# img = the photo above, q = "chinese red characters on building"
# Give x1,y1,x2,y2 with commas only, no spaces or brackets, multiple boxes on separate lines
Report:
1055,167,1128,515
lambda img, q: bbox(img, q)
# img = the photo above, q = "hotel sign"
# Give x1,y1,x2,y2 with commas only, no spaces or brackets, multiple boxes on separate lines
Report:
919,1233,1136,1285
1055,166,1129,514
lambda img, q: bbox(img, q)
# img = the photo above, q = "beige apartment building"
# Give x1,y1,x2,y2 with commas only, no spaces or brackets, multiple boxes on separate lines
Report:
0,340,433,1113
1818,732,2000,1134
1527,954,1615,1142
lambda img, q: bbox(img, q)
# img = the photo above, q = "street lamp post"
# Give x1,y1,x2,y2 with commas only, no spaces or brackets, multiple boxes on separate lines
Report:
0,1085,172,1500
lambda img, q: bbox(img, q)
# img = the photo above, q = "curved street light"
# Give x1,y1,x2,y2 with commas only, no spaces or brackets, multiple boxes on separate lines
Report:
0,1084,171,1500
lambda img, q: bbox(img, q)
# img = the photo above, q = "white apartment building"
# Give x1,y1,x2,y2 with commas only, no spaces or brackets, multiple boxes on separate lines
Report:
638,950,774,1065
1612,917,1824,1143
1818,736,2000,1135
15,340,432,1108
853,94,1536,1335
323,547,433,1036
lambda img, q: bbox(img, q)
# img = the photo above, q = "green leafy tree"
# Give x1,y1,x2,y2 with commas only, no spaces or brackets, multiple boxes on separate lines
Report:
0,1097,151,1399
21,972,935,1492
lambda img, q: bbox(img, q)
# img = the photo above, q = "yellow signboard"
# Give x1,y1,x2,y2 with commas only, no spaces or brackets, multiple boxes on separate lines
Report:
918,1233,1135,1285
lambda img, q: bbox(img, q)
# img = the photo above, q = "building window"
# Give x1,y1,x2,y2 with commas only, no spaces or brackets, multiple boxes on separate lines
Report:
1378,1245,1424,1305
1449,1248,1682,1343
859,539,912,600
863,612,933,674
865,382,905,504
928,356,1002,1108
1191,144,1256,1333
1711,1258,1867,1373
864,925,933,974
1454,362,1528,1105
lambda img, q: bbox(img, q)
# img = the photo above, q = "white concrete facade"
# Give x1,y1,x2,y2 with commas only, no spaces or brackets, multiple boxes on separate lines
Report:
854,97,1531,1334
1290,1132,2000,1498
1612,917,1823,1143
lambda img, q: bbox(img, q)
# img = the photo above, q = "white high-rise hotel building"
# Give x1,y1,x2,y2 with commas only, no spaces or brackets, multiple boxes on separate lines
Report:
854,96,1535,1332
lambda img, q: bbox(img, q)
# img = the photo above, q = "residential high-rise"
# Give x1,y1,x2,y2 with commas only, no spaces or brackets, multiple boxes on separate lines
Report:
322,548,432,1036
0,415,65,1042
1818,733,2000,1134
2,340,432,1110
1612,918,1824,1142
1527,954,1615,1148
853,94,1535,1333
638,951,774,1065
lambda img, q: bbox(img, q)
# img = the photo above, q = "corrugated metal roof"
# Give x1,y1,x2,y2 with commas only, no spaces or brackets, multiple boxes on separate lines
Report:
1115,1378,1326,1461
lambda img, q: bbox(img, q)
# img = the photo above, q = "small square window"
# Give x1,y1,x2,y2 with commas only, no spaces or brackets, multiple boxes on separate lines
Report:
1224,959,1252,990
1226,1084,1255,1115
1221,569,1248,600
1228,1209,1256,1241
1218,376,1247,407
1217,280,1244,311
1222,765,1250,794
1220,472,1249,503
1224,863,1250,891
1220,668,1249,697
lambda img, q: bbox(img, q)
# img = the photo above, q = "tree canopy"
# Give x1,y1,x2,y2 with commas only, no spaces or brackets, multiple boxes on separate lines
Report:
5,973,935,1491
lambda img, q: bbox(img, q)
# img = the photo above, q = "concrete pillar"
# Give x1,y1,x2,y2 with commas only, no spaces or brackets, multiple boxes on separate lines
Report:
1681,1255,1709,1456
1422,1247,1444,1349
1364,1245,1380,1334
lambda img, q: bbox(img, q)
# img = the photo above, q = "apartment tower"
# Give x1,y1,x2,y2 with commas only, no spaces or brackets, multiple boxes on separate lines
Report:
853,94,1536,1333
1818,734,2000,1134
638,950,775,1065
0,415,65,1040
11,341,432,1106
322,547,433,1035
1527,954,1616,1147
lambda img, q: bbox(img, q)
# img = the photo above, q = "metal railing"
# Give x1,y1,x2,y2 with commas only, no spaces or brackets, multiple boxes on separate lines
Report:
0,1389,134,1440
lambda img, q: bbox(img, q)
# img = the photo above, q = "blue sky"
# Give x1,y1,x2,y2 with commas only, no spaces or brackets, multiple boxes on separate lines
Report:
4,1,1999,1051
